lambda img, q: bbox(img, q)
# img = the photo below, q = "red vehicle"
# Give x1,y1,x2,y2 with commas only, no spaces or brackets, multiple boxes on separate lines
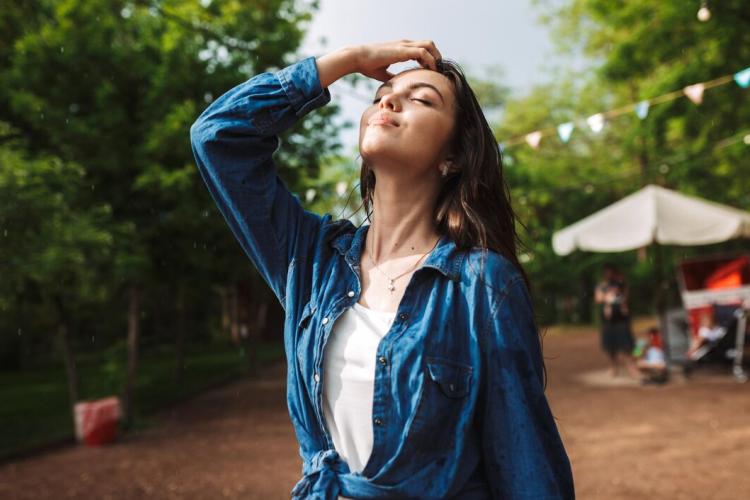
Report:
671,253,750,382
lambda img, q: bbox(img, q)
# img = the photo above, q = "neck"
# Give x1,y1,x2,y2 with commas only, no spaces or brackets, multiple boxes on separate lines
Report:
367,170,441,262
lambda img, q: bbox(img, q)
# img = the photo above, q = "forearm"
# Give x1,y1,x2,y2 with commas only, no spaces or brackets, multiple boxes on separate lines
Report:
315,45,360,88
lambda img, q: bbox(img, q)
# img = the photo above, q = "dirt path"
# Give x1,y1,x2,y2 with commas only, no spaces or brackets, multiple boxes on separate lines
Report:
1,320,749,499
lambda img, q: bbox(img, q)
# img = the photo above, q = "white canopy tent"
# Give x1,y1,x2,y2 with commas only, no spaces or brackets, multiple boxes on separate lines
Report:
552,184,750,256
552,184,750,378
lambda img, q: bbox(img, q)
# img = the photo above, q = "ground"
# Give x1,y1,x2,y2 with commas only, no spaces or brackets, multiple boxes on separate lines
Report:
1,318,749,499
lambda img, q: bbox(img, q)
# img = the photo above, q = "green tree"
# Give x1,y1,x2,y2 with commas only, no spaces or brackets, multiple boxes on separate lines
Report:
0,139,116,422
1,0,342,423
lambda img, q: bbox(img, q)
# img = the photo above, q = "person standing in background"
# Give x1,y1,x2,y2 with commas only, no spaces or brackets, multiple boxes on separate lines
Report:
595,263,639,378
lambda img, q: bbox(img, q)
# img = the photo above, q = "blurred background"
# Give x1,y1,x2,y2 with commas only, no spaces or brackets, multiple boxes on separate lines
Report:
1,0,749,498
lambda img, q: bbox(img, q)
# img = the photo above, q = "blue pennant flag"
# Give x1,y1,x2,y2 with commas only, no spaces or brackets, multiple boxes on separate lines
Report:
635,100,650,119
734,67,750,88
557,122,575,143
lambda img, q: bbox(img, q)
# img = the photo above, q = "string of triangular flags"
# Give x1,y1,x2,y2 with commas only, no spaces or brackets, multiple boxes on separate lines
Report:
501,66,750,151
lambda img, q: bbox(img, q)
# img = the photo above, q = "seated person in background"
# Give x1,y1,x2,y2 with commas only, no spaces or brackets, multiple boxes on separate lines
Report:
634,327,668,384
687,308,727,360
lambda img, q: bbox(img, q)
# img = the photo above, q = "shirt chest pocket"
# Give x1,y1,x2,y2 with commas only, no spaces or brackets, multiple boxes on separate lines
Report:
405,356,474,456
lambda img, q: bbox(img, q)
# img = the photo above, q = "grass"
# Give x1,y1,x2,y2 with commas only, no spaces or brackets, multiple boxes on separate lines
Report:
0,340,284,460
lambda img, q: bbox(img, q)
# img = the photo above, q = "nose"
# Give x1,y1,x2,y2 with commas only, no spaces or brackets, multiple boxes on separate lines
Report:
378,92,401,111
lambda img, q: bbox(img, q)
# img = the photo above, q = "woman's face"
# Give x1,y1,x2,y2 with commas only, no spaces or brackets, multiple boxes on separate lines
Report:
359,68,456,176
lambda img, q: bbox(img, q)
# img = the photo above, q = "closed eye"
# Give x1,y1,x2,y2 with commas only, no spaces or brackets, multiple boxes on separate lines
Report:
371,97,432,106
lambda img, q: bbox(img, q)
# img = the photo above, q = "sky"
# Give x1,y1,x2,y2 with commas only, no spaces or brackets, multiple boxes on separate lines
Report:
297,0,576,152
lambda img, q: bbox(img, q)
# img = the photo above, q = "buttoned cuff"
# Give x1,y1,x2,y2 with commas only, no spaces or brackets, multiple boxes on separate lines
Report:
277,56,332,117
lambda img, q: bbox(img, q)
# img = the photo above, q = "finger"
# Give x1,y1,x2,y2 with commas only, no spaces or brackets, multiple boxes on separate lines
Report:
414,39,442,65
408,46,437,71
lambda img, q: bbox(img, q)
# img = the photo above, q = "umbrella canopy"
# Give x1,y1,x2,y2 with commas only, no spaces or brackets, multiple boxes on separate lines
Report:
553,184,750,256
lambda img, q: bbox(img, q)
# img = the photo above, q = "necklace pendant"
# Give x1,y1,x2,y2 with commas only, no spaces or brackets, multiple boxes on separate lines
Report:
388,280,396,292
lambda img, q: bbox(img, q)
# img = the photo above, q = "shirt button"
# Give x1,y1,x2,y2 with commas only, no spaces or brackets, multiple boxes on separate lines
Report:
322,317,329,325
398,312,408,321
314,372,320,383
378,356,387,366
374,417,383,426
347,290,355,297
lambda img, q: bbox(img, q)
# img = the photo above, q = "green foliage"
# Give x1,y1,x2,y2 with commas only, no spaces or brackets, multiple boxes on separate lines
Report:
0,0,339,453
504,0,750,323
0,0,339,361
0,143,118,365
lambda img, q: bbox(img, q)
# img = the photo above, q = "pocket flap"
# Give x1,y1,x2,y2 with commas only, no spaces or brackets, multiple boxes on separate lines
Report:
426,358,472,399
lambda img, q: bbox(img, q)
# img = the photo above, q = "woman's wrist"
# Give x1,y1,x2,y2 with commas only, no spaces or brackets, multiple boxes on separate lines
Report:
315,45,361,89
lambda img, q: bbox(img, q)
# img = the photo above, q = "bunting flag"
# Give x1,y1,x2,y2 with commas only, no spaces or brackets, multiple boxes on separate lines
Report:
635,100,650,119
557,122,575,143
525,131,543,149
735,67,750,88
502,65,750,150
683,83,705,105
586,113,605,133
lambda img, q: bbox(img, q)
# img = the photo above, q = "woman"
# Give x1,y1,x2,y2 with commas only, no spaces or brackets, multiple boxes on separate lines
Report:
191,40,574,499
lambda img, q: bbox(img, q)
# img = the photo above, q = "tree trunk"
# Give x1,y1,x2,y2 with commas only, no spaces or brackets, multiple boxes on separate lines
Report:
218,286,230,339
53,295,80,426
230,282,240,343
122,285,141,426
57,323,80,425
244,300,269,374
174,284,187,384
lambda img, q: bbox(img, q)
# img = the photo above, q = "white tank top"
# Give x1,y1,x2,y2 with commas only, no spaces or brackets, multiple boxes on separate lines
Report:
321,301,396,477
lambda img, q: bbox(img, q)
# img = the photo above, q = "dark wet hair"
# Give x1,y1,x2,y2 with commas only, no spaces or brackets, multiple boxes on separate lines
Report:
359,58,529,288
357,58,544,387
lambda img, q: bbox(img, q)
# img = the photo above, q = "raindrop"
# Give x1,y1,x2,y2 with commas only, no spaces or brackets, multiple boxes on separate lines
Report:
40,112,45,120
69,103,79,113
91,336,95,343
3,229,7,237
17,328,22,336
60,46,65,53
202,210,209,218
203,92,213,103
193,241,197,248
91,184,95,190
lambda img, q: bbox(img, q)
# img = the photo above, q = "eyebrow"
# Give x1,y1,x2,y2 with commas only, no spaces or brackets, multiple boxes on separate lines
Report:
375,81,445,104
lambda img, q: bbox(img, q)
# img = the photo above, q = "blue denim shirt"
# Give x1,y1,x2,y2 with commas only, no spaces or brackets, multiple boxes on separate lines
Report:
190,56,574,499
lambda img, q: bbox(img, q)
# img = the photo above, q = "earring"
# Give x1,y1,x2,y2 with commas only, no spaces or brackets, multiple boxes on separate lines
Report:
440,163,449,177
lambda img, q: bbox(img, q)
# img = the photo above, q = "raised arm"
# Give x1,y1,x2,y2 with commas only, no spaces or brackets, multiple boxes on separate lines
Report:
189,41,442,307
189,47,358,307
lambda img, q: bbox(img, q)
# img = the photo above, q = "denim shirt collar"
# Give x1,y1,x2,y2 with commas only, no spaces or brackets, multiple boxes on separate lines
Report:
329,222,464,282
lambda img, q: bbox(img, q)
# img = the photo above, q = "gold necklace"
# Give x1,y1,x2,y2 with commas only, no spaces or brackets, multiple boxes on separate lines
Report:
366,229,441,293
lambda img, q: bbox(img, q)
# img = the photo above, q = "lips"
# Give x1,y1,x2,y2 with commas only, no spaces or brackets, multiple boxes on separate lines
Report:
369,113,399,127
